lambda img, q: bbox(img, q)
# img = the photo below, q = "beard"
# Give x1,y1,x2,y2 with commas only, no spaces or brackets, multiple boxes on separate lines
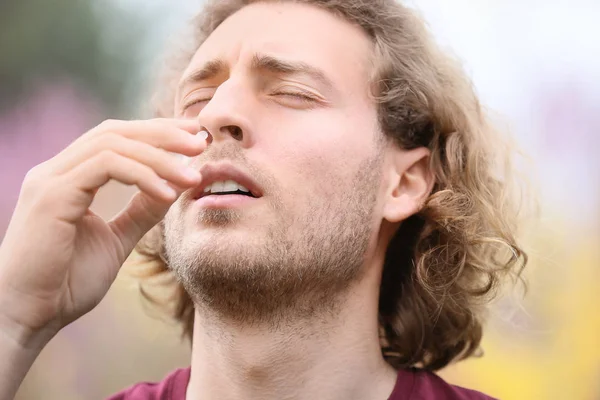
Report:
162,144,382,326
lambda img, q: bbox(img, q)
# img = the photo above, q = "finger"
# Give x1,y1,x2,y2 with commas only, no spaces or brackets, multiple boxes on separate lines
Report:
91,118,204,154
53,128,207,176
57,118,203,169
112,136,203,188
57,134,204,188
94,117,200,135
108,191,170,257
60,151,177,222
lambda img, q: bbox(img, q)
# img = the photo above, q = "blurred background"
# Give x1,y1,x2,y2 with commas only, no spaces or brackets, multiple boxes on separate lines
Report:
1,0,598,399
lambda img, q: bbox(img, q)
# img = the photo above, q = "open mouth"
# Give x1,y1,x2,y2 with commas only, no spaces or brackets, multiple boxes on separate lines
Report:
190,163,264,206
195,179,259,200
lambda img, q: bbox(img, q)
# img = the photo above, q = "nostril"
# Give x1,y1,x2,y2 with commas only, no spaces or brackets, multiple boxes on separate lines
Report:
226,125,243,141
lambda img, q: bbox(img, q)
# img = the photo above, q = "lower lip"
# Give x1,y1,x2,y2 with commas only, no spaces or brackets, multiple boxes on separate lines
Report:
194,194,259,209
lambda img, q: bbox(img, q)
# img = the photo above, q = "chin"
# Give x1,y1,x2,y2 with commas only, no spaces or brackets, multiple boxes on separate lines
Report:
194,208,241,225
181,224,258,252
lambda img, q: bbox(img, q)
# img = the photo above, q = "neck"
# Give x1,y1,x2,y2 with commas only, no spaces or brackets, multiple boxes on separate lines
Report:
186,268,397,400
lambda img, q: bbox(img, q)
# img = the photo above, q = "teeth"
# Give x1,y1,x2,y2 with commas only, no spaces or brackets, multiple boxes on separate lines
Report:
223,180,238,192
212,181,224,193
204,180,251,194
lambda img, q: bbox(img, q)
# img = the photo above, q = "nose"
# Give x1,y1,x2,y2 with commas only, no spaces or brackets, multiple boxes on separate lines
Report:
197,79,252,146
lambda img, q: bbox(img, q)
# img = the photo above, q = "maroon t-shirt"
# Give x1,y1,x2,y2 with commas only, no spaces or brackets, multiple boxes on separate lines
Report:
107,367,495,400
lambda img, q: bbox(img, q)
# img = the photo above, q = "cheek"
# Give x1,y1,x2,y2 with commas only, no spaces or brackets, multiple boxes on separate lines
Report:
255,111,376,199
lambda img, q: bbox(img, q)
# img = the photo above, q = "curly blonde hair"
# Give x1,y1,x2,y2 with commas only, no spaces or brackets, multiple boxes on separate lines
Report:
130,0,529,371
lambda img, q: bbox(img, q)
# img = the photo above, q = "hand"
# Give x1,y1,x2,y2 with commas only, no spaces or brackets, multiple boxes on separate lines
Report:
0,118,205,345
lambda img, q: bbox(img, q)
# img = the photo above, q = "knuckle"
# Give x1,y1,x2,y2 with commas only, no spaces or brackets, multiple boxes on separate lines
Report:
97,132,122,149
95,119,123,134
21,164,51,199
139,162,155,176
97,149,117,164
141,165,159,182
22,161,52,186
151,117,170,126
23,164,43,183
99,118,118,128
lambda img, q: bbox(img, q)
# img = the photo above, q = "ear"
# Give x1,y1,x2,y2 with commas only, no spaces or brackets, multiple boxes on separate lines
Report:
382,146,434,223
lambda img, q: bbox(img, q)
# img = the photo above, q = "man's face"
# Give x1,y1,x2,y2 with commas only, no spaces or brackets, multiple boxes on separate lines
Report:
163,2,386,322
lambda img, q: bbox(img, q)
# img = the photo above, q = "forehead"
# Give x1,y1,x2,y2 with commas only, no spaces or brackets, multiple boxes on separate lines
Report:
183,2,374,92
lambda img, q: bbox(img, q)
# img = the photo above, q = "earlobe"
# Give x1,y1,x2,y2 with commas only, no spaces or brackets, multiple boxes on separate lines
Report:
383,147,434,223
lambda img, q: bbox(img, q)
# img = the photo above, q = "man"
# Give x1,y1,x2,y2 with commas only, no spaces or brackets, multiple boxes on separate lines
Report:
0,0,528,399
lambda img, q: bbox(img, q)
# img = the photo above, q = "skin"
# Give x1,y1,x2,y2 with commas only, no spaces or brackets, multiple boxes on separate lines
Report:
0,2,433,400
0,118,205,400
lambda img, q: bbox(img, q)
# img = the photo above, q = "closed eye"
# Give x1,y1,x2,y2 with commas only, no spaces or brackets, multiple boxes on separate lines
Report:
182,98,211,116
274,92,316,100
182,91,323,114
271,91,321,108
183,98,211,110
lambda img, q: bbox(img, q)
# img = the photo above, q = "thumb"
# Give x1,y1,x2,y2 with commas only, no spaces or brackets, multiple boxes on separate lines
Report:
108,191,171,258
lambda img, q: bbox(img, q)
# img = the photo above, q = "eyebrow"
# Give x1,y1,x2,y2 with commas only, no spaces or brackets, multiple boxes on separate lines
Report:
177,59,227,94
250,54,334,91
177,53,335,94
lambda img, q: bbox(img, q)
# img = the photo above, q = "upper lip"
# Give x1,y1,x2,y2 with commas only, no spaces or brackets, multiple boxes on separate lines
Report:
191,163,263,199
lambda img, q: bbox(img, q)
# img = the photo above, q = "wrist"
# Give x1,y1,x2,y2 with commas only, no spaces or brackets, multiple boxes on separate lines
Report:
0,281,57,352
0,256,55,400
0,311,54,352
0,254,58,350
0,314,51,400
